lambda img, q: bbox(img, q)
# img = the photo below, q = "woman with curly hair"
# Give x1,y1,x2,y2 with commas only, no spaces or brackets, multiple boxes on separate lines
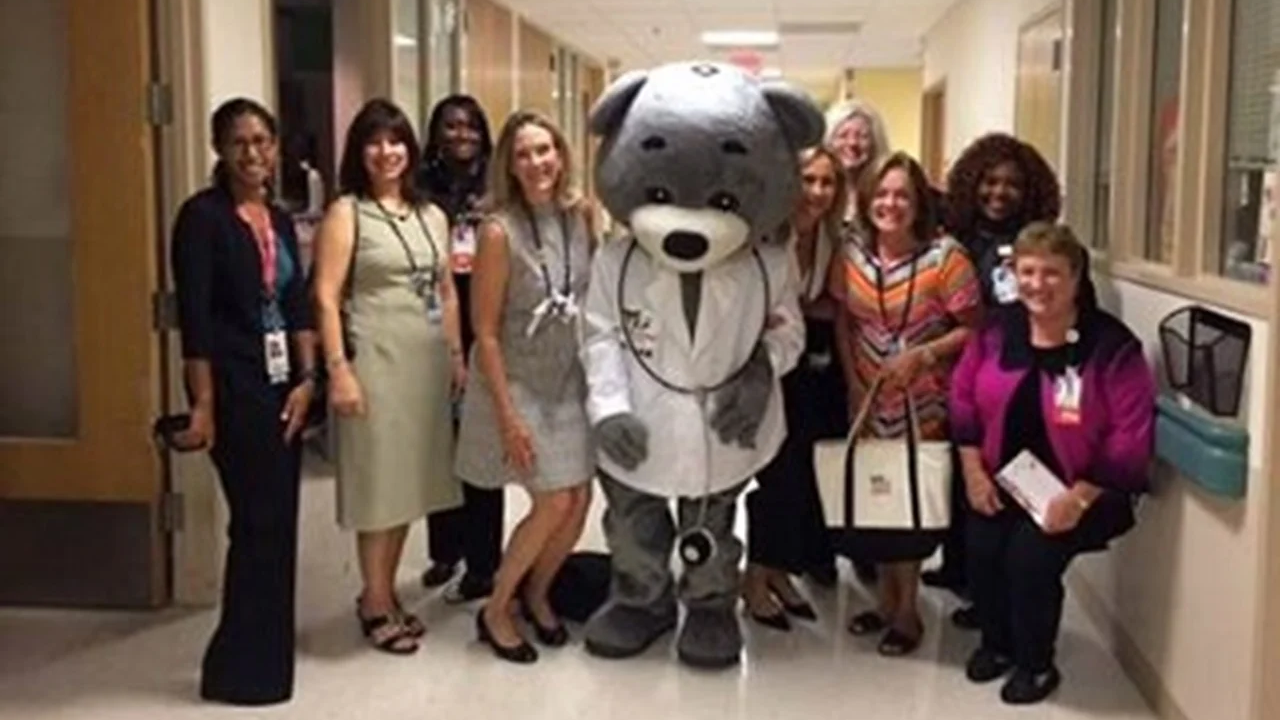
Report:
926,132,1062,624
943,133,1061,309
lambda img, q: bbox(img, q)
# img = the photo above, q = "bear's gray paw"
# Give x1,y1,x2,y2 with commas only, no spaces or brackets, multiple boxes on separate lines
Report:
676,607,743,669
583,601,677,659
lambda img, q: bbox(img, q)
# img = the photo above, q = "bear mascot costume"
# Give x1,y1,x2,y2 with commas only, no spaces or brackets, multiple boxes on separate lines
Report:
579,61,824,669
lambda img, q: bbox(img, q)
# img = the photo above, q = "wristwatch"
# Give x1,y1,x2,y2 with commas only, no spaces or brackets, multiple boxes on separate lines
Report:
297,367,321,384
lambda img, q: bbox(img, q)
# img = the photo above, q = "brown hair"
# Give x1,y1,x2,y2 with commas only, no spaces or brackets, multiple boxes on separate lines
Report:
856,151,937,247
1013,221,1088,276
797,145,848,242
484,110,579,212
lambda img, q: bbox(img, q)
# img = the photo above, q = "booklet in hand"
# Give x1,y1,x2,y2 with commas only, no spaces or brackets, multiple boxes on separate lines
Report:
995,450,1068,528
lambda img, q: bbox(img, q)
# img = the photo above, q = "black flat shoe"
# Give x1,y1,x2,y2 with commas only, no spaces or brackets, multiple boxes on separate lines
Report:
966,647,1013,683
476,609,537,664
446,575,494,604
847,611,887,636
877,625,923,657
421,562,458,588
951,604,980,630
519,602,569,647
749,609,792,632
1001,666,1061,705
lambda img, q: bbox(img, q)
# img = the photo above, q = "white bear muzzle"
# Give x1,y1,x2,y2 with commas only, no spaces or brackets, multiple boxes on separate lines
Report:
630,204,751,273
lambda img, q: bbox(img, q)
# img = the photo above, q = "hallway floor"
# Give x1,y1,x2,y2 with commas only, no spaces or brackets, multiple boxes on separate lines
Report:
0,459,1157,720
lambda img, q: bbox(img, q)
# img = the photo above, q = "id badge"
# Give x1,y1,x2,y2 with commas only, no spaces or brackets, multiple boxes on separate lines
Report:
425,292,443,325
451,223,477,274
992,264,1019,304
264,330,290,385
1053,367,1083,425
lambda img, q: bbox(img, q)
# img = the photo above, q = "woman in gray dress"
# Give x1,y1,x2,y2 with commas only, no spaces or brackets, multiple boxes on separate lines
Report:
314,99,466,655
455,111,595,664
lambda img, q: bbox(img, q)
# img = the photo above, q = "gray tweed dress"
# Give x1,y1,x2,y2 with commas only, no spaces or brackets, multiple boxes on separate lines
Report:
454,203,594,492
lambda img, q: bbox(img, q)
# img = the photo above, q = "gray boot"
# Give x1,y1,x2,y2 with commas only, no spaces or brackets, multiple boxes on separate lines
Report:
584,601,678,659
677,607,743,669
586,474,680,660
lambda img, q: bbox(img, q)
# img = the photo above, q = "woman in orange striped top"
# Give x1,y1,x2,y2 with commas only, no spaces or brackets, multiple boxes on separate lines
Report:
828,152,981,656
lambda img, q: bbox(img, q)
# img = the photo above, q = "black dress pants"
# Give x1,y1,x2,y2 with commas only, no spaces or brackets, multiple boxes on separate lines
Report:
202,380,301,706
747,320,845,572
425,416,503,579
966,491,1134,673
425,482,503,579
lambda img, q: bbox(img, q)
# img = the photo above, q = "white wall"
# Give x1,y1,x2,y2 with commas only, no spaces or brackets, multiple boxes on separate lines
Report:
202,0,273,131
922,0,1057,165
1076,279,1269,720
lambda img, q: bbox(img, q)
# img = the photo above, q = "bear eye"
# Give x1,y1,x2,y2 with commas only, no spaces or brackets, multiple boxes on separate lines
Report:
646,187,673,204
709,191,740,212
641,136,667,151
721,139,748,155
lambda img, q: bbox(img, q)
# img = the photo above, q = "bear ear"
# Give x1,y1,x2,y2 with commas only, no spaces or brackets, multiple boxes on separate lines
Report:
760,81,825,151
589,69,649,138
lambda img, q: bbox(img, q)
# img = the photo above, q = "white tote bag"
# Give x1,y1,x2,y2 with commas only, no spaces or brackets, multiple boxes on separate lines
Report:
814,378,953,531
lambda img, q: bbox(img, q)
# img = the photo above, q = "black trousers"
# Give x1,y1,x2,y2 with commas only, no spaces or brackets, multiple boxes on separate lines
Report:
747,321,845,572
425,481,504,578
202,380,301,705
966,490,1134,673
935,459,969,582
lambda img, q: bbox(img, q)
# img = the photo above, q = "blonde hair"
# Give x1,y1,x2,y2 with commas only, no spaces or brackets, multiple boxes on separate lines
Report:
1014,221,1088,276
484,110,580,212
824,98,892,182
797,145,848,242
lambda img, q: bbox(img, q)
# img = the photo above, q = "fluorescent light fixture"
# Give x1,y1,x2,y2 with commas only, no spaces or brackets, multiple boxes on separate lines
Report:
700,30,778,47
759,67,783,79
394,33,418,48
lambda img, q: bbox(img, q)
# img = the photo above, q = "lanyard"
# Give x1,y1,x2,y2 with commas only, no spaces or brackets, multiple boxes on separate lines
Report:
374,199,441,295
523,202,572,300
874,248,920,349
238,203,278,301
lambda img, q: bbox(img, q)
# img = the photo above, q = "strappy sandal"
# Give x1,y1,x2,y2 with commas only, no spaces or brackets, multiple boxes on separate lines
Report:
847,611,887,636
356,606,419,655
878,622,923,657
395,602,427,639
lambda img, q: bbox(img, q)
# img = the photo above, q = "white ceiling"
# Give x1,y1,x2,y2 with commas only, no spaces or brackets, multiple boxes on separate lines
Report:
498,0,959,103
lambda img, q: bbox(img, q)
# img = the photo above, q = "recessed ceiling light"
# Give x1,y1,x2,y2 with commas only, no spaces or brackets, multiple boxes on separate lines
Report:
759,67,783,79
394,33,418,48
700,30,779,47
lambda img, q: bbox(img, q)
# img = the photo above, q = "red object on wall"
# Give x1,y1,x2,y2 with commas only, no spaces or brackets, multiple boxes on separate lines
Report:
726,48,764,76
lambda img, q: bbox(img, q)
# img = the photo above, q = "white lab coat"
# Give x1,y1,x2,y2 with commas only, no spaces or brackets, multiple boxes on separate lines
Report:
580,238,805,497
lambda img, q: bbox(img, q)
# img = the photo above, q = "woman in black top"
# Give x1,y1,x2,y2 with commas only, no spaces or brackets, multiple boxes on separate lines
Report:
171,98,316,706
415,94,503,603
927,132,1061,623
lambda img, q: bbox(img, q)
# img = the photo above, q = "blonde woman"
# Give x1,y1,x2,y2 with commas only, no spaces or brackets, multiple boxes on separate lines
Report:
454,111,596,664
742,146,849,629
825,99,891,227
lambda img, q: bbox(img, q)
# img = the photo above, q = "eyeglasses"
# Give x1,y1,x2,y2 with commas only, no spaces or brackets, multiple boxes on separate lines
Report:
227,134,276,154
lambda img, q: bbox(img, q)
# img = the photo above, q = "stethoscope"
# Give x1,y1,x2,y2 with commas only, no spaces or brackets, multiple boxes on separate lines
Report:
616,240,772,567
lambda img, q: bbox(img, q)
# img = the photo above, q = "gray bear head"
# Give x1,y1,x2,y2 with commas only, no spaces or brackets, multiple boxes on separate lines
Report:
590,62,825,272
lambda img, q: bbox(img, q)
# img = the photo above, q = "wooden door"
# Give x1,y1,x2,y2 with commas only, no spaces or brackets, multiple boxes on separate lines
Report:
0,0,165,606
921,80,947,185
1016,6,1065,175
464,0,513,122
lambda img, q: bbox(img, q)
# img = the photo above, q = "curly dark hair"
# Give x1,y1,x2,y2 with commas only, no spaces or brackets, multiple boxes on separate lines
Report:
944,133,1061,240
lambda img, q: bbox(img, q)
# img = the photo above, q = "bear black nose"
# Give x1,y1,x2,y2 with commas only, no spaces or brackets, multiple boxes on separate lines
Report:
662,231,709,261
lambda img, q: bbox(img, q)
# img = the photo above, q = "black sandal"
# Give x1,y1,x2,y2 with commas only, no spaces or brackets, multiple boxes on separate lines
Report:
357,611,418,654
878,624,923,656
395,602,427,639
847,611,887,636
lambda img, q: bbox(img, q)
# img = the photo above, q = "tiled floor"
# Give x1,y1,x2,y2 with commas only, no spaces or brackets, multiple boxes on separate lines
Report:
0,459,1157,720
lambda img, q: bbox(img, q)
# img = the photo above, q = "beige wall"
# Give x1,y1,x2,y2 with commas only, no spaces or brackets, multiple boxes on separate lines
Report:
1074,280,1270,720
922,0,1058,167
850,68,924,159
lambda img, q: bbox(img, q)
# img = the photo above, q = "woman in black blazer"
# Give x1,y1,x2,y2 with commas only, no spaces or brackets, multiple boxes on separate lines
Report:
170,98,317,706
